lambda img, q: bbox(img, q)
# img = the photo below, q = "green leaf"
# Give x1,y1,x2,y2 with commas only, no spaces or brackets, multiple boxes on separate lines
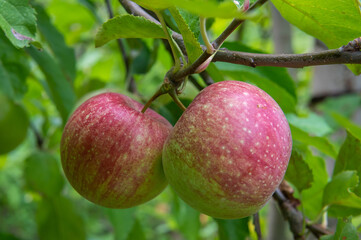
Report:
0,0,37,48
133,0,247,18
286,113,333,137
126,218,146,240
215,217,250,240
215,42,297,113
127,39,155,75
218,64,296,113
131,0,173,10
174,0,247,19
323,171,361,210
333,132,361,196
221,42,297,99
24,151,64,197
171,191,201,240
271,0,361,49
316,95,361,129
105,208,137,240
321,217,359,240
332,113,361,140
169,7,202,64
26,46,77,123
34,4,76,82
329,128,361,216
285,150,314,192
95,15,166,48
0,232,20,240
271,0,361,74
0,61,15,99
290,124,337,158
296,144,329,220
0,31,29,100
36,196,86,240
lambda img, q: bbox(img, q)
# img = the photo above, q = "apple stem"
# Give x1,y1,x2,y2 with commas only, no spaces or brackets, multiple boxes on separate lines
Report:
141,88,163,113
169,89,187,111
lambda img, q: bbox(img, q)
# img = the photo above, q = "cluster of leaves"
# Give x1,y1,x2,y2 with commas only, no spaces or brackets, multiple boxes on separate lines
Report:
0,0,361,239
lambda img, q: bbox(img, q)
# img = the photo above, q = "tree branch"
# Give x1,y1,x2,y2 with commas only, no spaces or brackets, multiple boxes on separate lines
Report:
213,48,361,68
253,212,263,240
117,0,361,80
273,183,333,239
172,0,269,81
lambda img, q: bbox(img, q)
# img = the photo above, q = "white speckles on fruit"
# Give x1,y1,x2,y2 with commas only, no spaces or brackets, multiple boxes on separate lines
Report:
162,81,292,219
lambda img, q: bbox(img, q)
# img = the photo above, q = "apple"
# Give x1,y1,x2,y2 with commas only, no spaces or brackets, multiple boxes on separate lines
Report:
0,93,29,155
162,81,292,219
60,92,172,208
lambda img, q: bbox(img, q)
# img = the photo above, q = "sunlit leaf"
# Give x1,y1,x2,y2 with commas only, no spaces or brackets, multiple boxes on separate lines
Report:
321,217,358,240
95,15,166,47
290,124,337,158
285,150,314,192
323,171,361,210
333,131,361,196
286,113,333,137
169,7,202,63
296,143,329,220
271,0,361,74
0,0,37,48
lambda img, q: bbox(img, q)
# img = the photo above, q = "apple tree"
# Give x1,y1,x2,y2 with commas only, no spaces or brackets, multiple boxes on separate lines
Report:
0,0,361,239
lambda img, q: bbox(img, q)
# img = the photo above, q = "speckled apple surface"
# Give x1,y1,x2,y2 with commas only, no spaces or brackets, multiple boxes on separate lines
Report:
61,92,172,208
162,81,292,219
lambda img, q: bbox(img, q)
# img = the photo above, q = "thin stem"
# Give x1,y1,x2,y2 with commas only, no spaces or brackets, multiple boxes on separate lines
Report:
119,0,186,54
200,17,214,54
253,212,263,240
30,122,44,150
199,71,215,86
141,88,164,113
155,10,183,72
169,89,187,111
172,0,269,80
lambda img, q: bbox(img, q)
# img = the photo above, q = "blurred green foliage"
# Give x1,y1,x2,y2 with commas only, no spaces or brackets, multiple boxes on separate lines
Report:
0,0,361,239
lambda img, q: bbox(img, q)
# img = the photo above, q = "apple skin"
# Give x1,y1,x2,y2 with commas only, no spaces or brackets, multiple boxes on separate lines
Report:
61,92,172,208
162,81,292,219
